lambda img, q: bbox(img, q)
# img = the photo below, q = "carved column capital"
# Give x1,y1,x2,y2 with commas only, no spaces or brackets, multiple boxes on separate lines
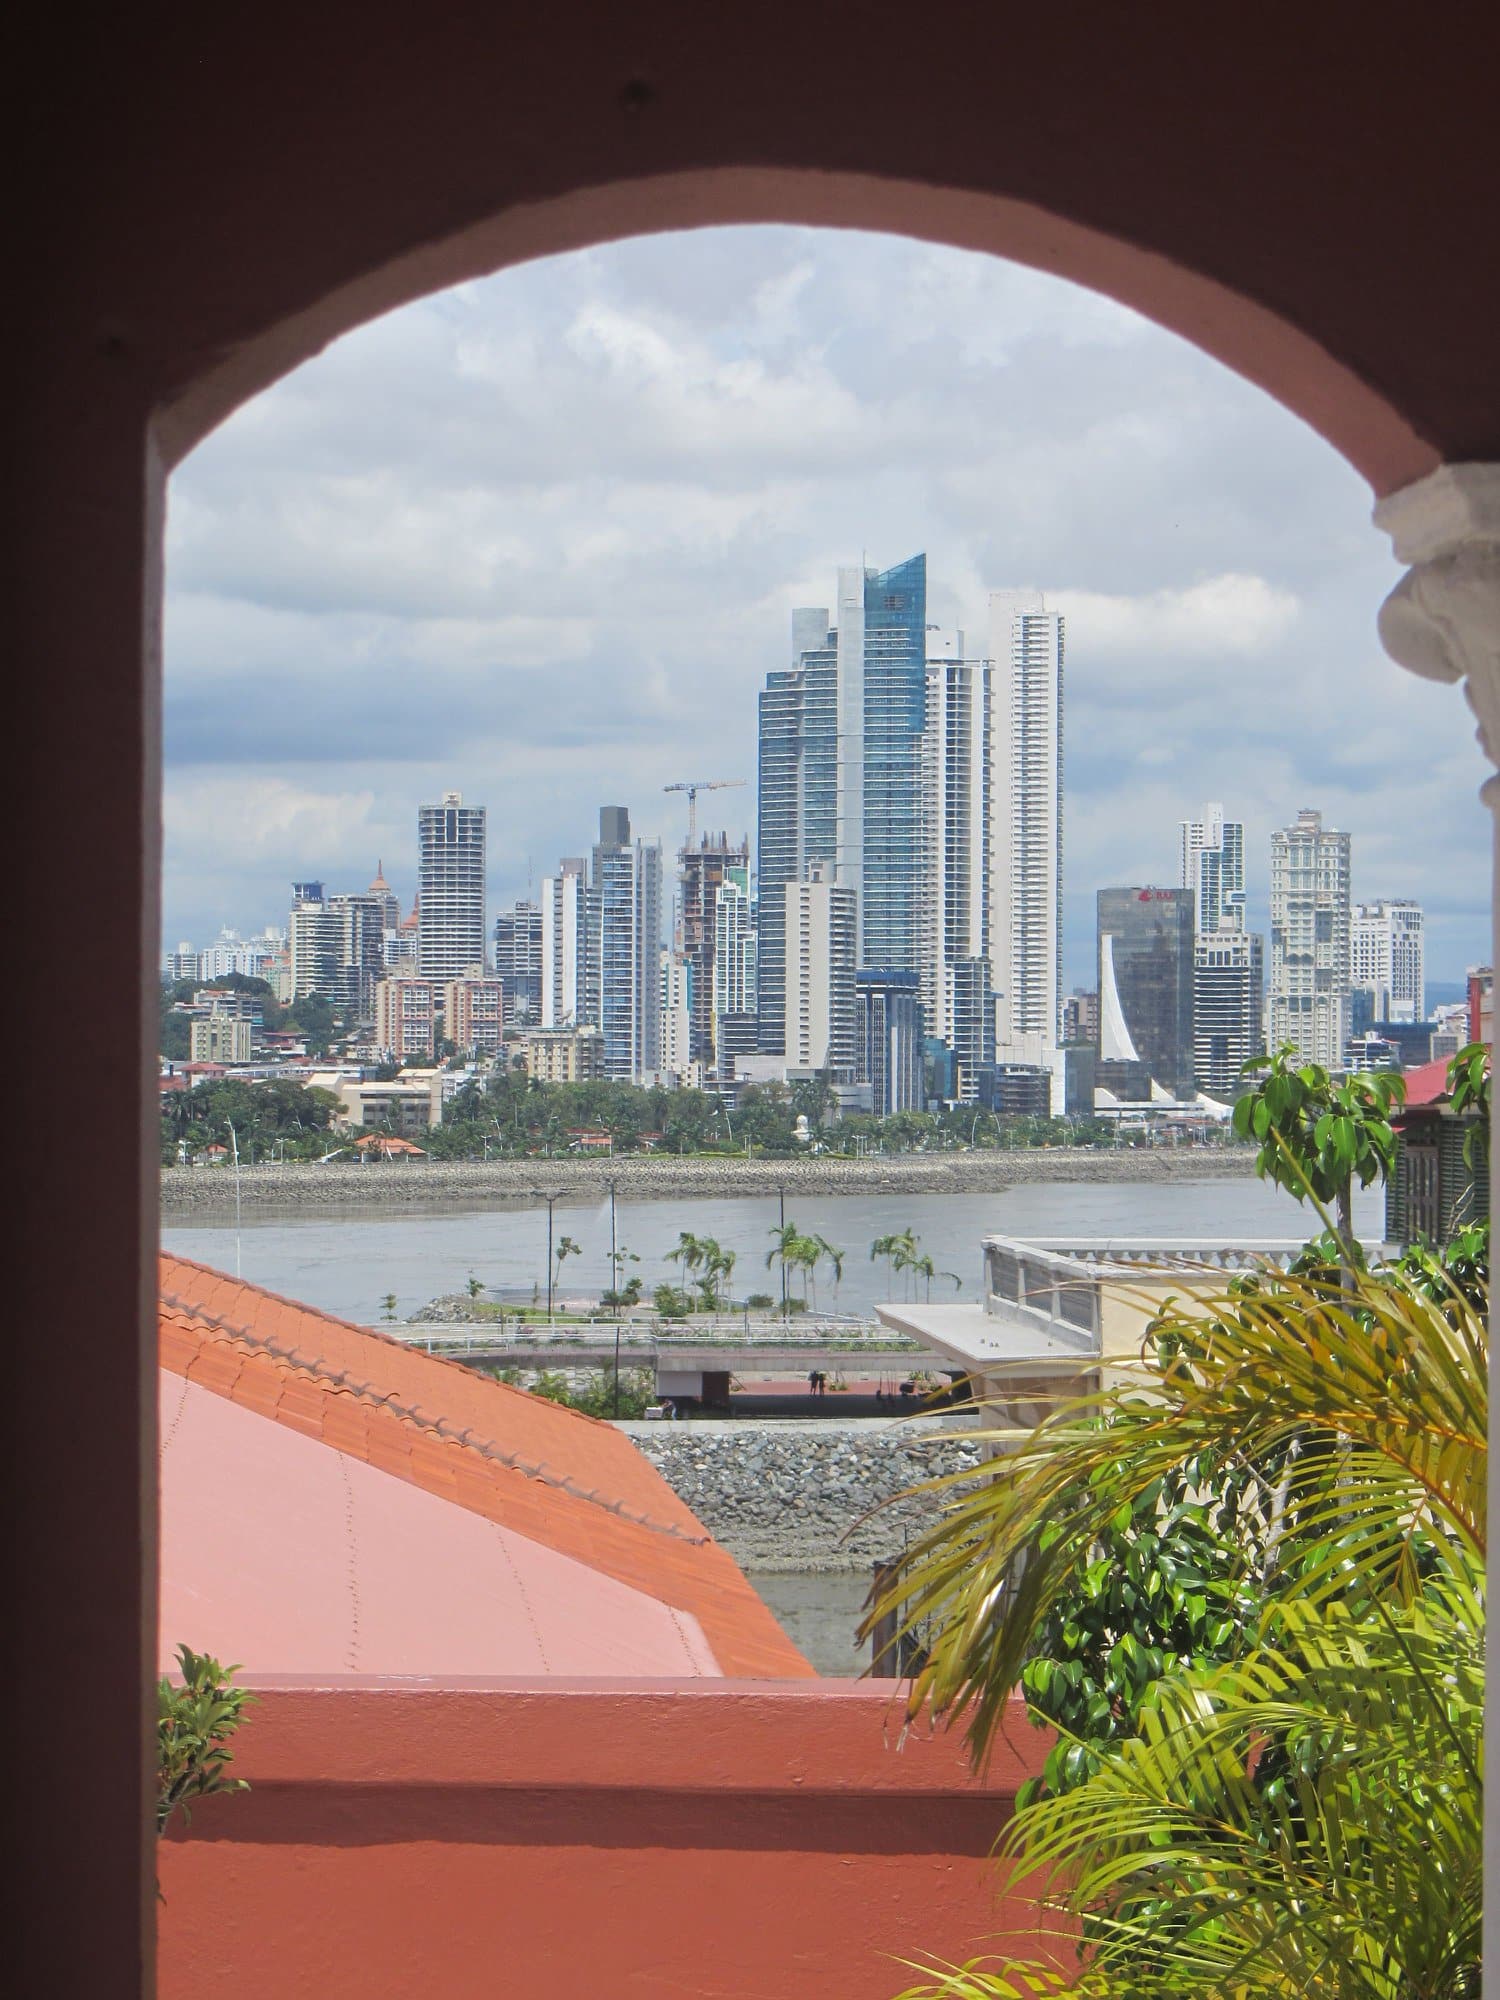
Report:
1375,464,1500,775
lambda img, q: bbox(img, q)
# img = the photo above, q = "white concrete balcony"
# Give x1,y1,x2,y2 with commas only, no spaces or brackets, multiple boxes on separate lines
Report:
877,1235,1345,1382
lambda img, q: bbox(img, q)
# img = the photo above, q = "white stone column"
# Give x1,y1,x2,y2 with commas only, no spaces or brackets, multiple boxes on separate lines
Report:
1373,459,1500,1980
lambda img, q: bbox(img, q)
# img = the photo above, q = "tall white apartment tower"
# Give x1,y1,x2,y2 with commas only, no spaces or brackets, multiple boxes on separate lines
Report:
417,791,487,979
922,628,991,1047
785,863,858,1075
989,590,1064,1076
541,858,589,1028
1352,900,1425,1022
1179,803,1246,934
588,807,663,1083
1269,808,1352,1067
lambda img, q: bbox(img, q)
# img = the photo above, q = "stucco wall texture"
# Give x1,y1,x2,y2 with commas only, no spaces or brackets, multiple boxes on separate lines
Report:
158,1682,1051,1999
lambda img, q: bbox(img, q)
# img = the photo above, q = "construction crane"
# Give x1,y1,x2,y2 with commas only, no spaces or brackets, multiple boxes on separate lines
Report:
663,778,746,847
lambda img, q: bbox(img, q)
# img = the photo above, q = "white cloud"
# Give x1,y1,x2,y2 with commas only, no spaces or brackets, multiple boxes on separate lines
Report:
1055,574,1301,663
162,224,1491,983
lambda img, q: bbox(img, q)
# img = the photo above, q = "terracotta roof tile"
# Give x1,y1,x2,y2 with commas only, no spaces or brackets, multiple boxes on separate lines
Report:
158,1252,811,1678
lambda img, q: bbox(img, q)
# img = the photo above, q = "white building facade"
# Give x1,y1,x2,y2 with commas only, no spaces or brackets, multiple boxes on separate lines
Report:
784,862,858,1075
417,792,487,980
588,807,663,1083
541,859,589,1029
921,630,991,1049
712,867,756,1056
1269,808,1353,1068
988,590,1064,1084
660,948,694,1080
1352,899,1425,1022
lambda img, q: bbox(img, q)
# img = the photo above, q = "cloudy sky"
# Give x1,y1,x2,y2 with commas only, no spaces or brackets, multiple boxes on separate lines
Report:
164,225,1489,992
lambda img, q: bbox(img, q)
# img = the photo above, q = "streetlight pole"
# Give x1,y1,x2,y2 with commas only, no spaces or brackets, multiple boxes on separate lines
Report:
226,1120,242,1277
777,1184,788,1321
530,1187,564,1321
606,1175,621,1417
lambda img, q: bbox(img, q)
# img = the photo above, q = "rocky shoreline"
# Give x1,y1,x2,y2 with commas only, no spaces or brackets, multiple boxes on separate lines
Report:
621,1413,986,1572
160,1145,1255,1214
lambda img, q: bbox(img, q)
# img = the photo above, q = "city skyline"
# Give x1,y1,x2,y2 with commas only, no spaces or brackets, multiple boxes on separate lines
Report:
160,227,1488,981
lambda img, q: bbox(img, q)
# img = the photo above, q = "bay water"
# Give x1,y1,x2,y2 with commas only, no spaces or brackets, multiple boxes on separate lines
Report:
160,1176,1383,1327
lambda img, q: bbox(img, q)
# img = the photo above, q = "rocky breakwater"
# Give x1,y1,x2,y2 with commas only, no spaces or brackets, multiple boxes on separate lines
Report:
622,1413,984,1572
160,1145,1256,1213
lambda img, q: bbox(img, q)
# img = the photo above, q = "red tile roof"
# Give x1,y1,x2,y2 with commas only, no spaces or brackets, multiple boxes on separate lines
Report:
1399,1058,1454,1109
158,1254,813,1678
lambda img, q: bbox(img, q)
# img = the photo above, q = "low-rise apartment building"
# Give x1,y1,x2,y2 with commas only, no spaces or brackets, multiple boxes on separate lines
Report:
443,972,504,1057
374,976,437,1060
189,1013,252,1064
522,1025,607,1083
334,1071,445,1135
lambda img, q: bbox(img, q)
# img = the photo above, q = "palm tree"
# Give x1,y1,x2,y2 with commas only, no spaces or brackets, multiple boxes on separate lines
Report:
813,1236,845,1307
669,1231,706,1289
871,1230,916,1298
875,1253,1485,2000
766,1221,804,1318
694,1238,736,1312
553,1233,580,1299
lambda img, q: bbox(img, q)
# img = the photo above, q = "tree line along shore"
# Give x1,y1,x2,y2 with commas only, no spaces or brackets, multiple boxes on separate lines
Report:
160,1144,1256,1213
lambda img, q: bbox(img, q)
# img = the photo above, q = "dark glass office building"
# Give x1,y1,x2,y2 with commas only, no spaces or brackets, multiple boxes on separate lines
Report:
855,968,924,1116
1096,887,1196,1099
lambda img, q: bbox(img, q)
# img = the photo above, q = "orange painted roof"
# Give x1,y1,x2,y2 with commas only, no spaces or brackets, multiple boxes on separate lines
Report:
158,1253,812,1678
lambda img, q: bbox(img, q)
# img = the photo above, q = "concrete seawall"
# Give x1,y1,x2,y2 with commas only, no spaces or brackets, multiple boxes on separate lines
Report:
161,1146,1255,1214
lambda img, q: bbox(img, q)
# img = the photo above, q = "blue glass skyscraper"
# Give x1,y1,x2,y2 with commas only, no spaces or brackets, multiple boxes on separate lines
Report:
756,556,927,1052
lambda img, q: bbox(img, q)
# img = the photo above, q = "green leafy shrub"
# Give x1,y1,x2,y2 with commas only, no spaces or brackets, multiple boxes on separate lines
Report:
158,1644,254,1838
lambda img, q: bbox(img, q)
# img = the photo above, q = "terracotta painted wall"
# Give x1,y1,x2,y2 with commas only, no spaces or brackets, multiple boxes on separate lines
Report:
159,1680,1055,1999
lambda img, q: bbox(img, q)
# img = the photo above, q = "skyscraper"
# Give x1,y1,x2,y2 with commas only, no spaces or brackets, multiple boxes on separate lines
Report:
990,590,1064,1077
856,969,924,1115
417,792,486,980
678,832,749,1066
756,556,926,1050
1352,899,1425,1023
588,807,663,1082
1269,809,1352,1067
784,863,858,1075
288,884,384,1012
1193,931,1265,1099
947,956,997,1103
922,629,991,1050
1096,887,1197,1100
660,948,694,1079
712,862,756,1059
366,861,401,935
493,899,543,1027
1179,804,1246,935
1178,802,1263,1097
541,860,588,1028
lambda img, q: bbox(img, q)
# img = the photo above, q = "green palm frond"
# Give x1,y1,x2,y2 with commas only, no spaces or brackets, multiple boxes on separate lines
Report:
993,1599,1481,2000
872,1258,1484,1768
874,1250,1485,2000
